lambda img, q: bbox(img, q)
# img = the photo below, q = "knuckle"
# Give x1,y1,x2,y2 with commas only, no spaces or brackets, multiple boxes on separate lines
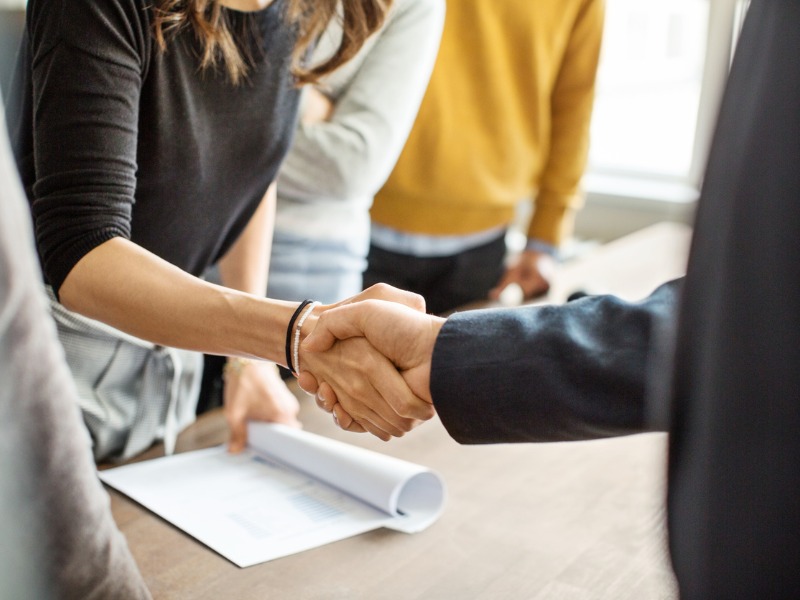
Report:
421,404,436,420
410,292,426,312
371,282,391,295
393,397,412,417
348,379,369,400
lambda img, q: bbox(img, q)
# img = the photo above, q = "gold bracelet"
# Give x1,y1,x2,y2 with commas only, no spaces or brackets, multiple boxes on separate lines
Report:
223,357,252,381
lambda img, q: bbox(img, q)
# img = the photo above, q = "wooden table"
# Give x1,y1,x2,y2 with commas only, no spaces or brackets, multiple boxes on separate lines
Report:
109,222,692,600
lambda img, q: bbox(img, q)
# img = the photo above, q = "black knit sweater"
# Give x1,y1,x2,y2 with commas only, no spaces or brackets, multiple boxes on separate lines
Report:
9,0,300,296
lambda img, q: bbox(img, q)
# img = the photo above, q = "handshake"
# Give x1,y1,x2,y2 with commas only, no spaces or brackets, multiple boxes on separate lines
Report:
295,284,446,441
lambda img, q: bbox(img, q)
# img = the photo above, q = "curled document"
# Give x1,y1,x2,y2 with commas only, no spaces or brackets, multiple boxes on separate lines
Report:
99,423,446,567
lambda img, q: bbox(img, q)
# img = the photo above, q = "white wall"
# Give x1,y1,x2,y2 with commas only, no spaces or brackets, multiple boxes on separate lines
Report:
576,176,697,243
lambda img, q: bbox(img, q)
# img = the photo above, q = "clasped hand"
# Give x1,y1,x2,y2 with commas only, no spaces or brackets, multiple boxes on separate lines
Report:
298,284,445,440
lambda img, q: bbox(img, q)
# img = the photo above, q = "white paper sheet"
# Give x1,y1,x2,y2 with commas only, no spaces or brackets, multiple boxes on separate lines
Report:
100,423,446,567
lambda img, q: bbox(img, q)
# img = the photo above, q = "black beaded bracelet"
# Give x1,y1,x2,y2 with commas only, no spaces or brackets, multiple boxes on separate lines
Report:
285,299,314,375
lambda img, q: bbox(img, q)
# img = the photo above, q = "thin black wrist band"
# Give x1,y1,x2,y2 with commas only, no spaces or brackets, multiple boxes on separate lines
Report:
285,299,313,375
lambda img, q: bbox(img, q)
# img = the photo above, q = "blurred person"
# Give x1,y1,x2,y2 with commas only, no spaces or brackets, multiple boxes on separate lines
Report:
0,96,150,600
270,0,444,303
365,0,604,314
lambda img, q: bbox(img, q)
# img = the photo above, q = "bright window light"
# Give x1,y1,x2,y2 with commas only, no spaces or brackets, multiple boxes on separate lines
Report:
589,0,711,181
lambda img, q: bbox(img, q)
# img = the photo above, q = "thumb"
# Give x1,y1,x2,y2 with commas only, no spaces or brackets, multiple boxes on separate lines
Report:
302,303,368,353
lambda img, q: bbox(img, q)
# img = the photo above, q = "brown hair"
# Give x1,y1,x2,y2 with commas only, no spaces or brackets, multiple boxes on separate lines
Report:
151,0,392,85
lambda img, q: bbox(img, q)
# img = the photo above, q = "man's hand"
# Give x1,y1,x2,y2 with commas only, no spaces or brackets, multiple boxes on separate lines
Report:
300,299,444,437
224,360,301,453
490,249,556,302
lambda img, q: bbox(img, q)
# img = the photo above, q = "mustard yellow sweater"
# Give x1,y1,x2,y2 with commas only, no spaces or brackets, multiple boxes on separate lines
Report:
371,0,605,246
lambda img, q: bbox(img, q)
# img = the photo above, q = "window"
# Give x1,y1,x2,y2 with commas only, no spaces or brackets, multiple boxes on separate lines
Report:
571,0,749,241
586,0,744,191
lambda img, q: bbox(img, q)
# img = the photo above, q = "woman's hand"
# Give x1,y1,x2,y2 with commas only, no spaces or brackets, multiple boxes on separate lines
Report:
223,359,301,453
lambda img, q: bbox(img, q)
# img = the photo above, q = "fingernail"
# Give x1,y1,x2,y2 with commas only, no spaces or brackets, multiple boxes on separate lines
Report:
332,412,339,427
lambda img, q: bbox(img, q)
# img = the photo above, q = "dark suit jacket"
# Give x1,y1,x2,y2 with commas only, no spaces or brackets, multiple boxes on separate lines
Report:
431,1,800,597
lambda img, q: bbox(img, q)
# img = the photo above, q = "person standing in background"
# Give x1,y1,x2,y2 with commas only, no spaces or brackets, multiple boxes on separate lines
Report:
365,0,604,315
269,0,444,304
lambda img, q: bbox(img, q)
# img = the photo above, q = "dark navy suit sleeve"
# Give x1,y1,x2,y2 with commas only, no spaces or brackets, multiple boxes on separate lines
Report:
430,279,680,444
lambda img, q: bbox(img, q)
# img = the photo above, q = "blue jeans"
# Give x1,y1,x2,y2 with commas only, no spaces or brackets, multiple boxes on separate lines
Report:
268,230,366,304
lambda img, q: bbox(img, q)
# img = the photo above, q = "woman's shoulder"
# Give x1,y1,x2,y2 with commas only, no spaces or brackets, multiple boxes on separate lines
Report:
27,0,152,63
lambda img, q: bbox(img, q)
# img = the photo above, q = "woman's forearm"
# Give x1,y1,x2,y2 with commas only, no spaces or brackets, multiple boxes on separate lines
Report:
58,236,296,365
